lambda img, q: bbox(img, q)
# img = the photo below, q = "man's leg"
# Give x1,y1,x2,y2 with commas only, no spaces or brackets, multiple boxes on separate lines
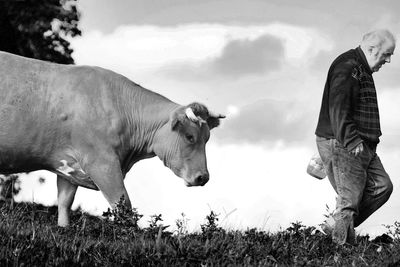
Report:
354,152,393,227
317,137,370,244
316,137,337,191
316,137,337,236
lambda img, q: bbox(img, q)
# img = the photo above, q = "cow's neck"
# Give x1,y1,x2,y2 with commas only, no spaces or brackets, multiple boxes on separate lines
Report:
118,82,179,173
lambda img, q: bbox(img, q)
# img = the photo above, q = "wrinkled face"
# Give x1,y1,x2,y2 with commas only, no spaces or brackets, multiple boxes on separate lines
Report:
367,40,395,72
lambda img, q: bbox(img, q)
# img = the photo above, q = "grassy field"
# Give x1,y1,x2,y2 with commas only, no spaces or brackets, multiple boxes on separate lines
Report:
1,198,400,266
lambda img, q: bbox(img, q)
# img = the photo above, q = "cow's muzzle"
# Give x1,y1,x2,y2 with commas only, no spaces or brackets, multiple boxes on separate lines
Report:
195,173,209,186
184,172,209,187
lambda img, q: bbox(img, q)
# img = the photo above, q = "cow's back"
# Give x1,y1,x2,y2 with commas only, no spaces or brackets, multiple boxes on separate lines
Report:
0,52,177,176
0,53,77,172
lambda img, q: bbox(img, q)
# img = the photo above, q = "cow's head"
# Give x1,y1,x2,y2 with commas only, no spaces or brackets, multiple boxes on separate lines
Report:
153,102,225,187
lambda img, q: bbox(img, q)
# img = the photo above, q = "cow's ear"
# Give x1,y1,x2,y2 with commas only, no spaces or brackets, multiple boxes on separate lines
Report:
171,113,186,131
207,113,226,130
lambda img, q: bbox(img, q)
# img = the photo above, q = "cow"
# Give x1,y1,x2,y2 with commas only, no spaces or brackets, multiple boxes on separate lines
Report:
0,51,225,226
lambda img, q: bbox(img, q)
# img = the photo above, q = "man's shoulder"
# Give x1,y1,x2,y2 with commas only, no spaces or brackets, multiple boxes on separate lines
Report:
329,49,361,78
332,49,359,69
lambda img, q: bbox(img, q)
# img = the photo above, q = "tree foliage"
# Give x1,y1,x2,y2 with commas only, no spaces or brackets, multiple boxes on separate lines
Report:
0,0,81,64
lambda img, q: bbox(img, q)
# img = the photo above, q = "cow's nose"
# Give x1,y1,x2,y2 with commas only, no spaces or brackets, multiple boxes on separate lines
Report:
195,173,209,186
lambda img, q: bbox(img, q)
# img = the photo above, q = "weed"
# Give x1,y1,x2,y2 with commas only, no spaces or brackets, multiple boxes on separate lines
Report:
201,210,222,239
102,195,143,230
175,212,189,236
2,199,400,266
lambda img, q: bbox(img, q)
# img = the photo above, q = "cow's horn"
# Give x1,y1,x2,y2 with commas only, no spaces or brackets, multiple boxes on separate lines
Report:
185,108,206,125
185,108,198,121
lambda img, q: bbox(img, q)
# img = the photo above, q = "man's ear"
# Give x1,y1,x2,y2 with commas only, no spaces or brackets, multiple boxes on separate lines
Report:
368,45,379,56
367,46,374,53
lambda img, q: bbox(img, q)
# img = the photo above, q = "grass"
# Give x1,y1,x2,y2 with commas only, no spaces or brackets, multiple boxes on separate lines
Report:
1,198,400,266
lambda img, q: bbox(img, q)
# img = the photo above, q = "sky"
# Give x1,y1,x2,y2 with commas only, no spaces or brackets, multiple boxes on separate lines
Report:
14,0,400,236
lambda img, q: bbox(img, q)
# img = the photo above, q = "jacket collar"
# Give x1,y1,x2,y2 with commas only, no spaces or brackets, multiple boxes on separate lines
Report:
355,46,373,75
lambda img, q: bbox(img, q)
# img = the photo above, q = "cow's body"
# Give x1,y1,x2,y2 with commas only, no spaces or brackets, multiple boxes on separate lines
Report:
0,52,223,226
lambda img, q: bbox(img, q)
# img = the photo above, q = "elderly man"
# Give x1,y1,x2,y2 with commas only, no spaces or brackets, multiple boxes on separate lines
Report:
315,29,396,245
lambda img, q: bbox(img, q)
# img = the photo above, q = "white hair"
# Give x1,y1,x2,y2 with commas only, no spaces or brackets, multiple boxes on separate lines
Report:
361,29,396,49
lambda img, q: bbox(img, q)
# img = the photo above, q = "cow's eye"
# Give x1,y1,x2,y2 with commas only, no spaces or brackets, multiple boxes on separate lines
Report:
185,134,195,143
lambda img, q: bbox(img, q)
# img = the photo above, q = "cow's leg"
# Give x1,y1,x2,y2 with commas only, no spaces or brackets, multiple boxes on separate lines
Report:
86,154,131,209
57,175,78,227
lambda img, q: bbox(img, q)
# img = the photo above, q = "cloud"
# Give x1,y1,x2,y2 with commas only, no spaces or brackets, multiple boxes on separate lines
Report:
72,23,330,73
158,34,285,80
79,0,400,37
70,23,332,111
374,89,400,151
211,35,284,76
310,50,336,73
215,99,316,145
151,24,332,83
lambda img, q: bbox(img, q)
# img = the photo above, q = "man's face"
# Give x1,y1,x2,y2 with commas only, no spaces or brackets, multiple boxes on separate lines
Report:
368,40,395,72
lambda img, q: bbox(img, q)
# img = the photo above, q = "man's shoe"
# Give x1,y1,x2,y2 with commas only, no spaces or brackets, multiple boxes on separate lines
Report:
320,216,335,236
332,217,356,246
332,218,348,245
320,215,356,246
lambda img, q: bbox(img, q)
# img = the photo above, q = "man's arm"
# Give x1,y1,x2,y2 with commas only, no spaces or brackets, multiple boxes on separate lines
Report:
328,61,363,152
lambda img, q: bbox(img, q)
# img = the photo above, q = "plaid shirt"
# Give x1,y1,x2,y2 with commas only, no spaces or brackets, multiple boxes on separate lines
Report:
316,47,381,151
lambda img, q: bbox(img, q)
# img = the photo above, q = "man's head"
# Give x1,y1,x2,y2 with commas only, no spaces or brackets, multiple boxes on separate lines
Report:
360,29,396,72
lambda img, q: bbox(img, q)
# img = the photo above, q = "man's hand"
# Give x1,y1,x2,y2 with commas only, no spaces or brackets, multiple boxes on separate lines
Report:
350,142,364,156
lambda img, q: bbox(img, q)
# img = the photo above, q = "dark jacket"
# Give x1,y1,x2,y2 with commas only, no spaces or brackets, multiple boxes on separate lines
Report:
315,47,381,151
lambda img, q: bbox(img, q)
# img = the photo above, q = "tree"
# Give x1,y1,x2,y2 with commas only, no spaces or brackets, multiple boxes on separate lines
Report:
0,0,81,64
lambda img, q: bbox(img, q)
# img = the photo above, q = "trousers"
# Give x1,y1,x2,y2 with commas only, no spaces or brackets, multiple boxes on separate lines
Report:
316,136,393,242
